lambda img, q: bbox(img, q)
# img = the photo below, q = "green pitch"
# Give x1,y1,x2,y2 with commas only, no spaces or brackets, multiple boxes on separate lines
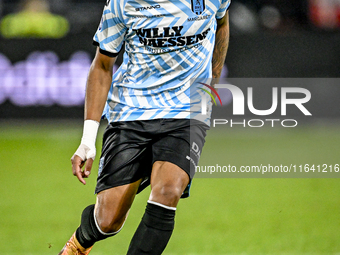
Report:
0,121,339,255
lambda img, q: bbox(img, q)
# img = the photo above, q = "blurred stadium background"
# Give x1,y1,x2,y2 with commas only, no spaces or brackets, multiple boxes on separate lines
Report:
0,0,339,254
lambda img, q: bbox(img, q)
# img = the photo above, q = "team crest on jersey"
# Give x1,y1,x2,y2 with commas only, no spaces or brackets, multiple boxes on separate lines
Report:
191,0,205,15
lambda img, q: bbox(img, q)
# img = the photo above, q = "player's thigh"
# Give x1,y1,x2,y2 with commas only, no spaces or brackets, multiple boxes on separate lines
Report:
149,162,189,207
95,179,142,232
95,122,152,195
149,119,209,206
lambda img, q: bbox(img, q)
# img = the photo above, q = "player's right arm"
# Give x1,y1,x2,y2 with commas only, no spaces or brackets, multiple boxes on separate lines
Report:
71,47,116,185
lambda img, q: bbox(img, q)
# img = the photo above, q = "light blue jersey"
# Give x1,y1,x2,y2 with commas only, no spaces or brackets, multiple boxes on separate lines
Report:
93,0,231,125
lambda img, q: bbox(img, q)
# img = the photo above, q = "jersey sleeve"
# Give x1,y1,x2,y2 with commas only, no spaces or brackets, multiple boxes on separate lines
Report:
93,1,127,57
216,0,231,20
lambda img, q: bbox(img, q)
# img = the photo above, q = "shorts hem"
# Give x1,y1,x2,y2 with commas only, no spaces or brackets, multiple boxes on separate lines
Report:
95,177,144,194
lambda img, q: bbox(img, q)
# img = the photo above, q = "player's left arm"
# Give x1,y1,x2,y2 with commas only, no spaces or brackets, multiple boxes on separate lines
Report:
212,11,229,82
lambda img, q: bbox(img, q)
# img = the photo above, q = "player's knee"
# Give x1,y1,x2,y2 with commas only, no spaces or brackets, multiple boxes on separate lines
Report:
151,183,183,206
96,214,126,234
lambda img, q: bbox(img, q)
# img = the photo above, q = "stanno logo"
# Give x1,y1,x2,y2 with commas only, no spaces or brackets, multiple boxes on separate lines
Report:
135,5,161,11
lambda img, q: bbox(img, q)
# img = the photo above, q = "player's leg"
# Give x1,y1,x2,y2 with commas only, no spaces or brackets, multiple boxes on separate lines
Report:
58,180,141,255
78,179,142,246
127,119,208,255
127,161,189,255
94,179,141,233
148,161,190,207
59,122,152,255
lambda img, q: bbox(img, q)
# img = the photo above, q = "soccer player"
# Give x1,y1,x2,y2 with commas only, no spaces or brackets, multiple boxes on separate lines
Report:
58,0,230,254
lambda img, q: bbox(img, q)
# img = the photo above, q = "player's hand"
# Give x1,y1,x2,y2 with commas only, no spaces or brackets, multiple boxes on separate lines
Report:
71,144,96,185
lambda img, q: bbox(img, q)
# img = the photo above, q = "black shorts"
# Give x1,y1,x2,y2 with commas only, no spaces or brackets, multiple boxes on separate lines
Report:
95,119,209,198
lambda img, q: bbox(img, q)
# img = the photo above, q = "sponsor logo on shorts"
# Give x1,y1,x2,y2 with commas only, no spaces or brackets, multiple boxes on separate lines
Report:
191,142,201,160
188,142,201,169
